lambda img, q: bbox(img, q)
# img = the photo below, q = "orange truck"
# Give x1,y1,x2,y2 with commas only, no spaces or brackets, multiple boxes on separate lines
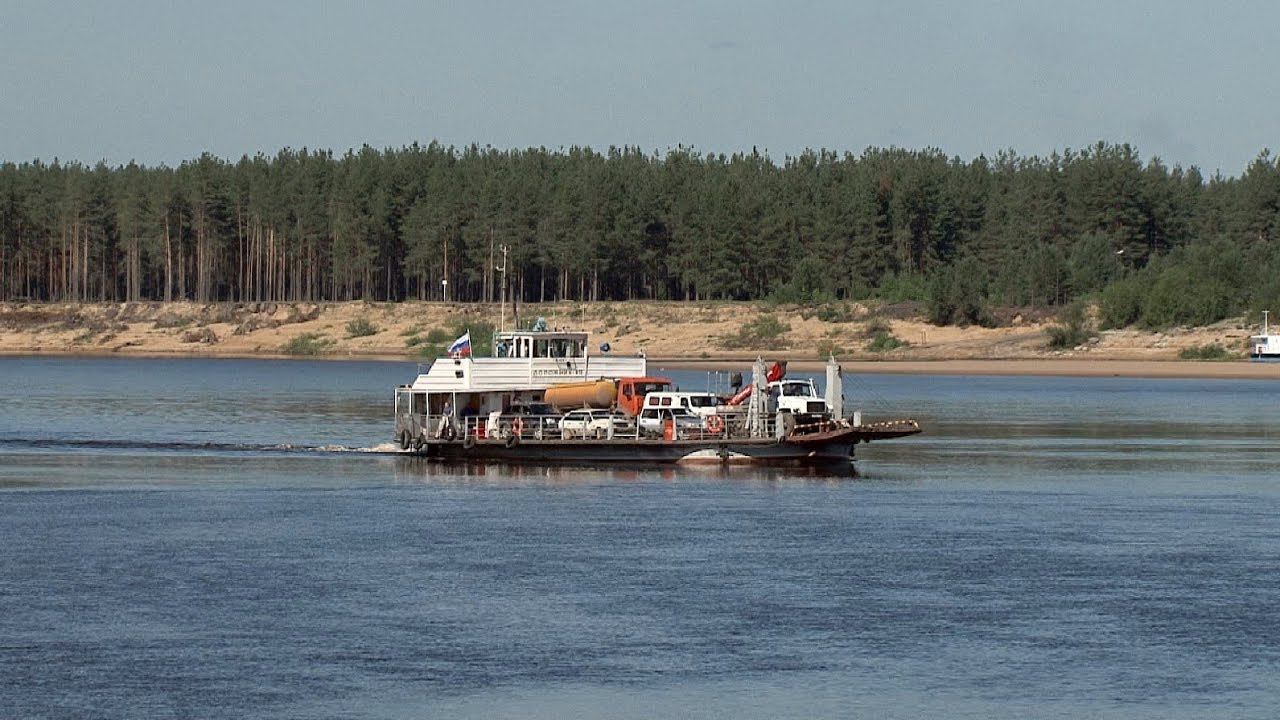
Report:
544,376,674,416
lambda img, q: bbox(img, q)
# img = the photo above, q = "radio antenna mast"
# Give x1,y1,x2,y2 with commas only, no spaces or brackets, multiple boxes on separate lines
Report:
496,244,509,333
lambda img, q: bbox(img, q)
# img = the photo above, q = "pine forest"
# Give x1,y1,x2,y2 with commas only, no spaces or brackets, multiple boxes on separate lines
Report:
2,141,1279,329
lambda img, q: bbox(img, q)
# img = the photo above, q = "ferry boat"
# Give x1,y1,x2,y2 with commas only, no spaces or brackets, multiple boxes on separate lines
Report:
1250,311,1279,362
393,322,920,465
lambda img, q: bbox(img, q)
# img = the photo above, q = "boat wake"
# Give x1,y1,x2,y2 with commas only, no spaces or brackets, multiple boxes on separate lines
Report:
314,442,404,454
0,437,408,455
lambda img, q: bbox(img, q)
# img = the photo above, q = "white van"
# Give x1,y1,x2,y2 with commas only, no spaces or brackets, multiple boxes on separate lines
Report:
641,392,723,418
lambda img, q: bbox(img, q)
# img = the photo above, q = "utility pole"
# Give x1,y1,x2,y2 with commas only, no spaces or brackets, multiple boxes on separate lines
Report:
496,244,509,332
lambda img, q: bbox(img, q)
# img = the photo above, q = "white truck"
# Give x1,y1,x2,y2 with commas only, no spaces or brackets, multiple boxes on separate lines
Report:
768,379,830,418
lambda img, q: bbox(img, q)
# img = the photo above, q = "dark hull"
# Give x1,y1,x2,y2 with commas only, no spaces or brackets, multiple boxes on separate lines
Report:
414,424,920,466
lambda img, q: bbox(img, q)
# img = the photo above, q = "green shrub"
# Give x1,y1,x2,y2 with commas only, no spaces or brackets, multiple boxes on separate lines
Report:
1094,238,1264,331
875,272,929,303
1046,301,1091,349
863,318,892,337
747,314,789,340
1046,324,1089,349
1178,343,1235,361
281,332,335,356
717,314,791,349
415,343,446,358
866,331,907,353
153,313,191,329
1140,266,1233,329
802,302,857,323
1099,275,1145,329
816,340,848,358
927,258,994,327
406,326,453,347
345,318,379,338
1110,239,1249,330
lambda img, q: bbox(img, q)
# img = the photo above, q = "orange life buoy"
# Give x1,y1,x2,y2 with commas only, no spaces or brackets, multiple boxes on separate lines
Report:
706,414,725,434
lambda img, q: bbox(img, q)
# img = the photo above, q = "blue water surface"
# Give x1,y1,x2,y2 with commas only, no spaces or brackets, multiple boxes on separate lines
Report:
1,356,1278,719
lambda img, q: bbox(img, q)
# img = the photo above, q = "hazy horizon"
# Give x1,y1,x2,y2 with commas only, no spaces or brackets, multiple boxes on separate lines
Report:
4,0,1279,174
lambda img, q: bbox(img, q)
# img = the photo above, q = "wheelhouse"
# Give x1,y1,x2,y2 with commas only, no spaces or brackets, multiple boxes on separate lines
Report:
494,331,588,359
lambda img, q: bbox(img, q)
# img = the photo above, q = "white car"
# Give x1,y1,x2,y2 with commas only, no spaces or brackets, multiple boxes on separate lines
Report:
559,409,630,438
637,407,704,437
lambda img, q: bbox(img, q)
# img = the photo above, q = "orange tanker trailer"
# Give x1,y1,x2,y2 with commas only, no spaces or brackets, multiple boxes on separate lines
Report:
544,376,674,416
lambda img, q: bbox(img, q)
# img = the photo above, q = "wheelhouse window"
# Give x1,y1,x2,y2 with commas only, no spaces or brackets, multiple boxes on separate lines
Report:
781,383,811,397
495,334,588,358
634,381,670,396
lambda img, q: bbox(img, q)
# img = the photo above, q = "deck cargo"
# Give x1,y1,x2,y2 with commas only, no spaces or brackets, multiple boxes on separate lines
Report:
544,380,618,411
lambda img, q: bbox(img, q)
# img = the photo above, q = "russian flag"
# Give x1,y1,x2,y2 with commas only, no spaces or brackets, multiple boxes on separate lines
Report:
447,331,472,358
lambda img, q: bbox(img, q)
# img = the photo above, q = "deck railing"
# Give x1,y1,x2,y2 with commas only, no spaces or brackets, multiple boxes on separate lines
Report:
396,410,865,446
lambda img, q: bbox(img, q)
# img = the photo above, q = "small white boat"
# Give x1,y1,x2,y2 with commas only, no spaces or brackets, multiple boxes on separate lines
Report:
1249,311,1279,362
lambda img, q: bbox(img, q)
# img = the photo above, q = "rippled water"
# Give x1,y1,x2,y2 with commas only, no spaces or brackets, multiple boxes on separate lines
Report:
2,357,1278,718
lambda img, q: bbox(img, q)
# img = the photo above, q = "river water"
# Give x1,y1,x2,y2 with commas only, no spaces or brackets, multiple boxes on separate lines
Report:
1,357,1278,719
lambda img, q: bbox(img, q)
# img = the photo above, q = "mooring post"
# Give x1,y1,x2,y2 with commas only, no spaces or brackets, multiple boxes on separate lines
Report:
748,357,767,438
825,354,843,420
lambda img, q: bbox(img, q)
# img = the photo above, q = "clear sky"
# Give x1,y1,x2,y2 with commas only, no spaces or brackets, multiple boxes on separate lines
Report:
3,0,1277,174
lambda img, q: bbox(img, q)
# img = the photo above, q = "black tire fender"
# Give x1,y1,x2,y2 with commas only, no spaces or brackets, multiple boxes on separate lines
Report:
399,431,411,451
504,434,520,449
462,433,476,449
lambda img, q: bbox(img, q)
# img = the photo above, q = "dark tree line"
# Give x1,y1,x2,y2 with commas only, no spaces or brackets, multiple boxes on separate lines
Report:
1,141,1278,325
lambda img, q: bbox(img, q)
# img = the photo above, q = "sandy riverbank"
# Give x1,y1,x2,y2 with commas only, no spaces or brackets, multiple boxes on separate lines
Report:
652,358,1280,379
1,300,1274,379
